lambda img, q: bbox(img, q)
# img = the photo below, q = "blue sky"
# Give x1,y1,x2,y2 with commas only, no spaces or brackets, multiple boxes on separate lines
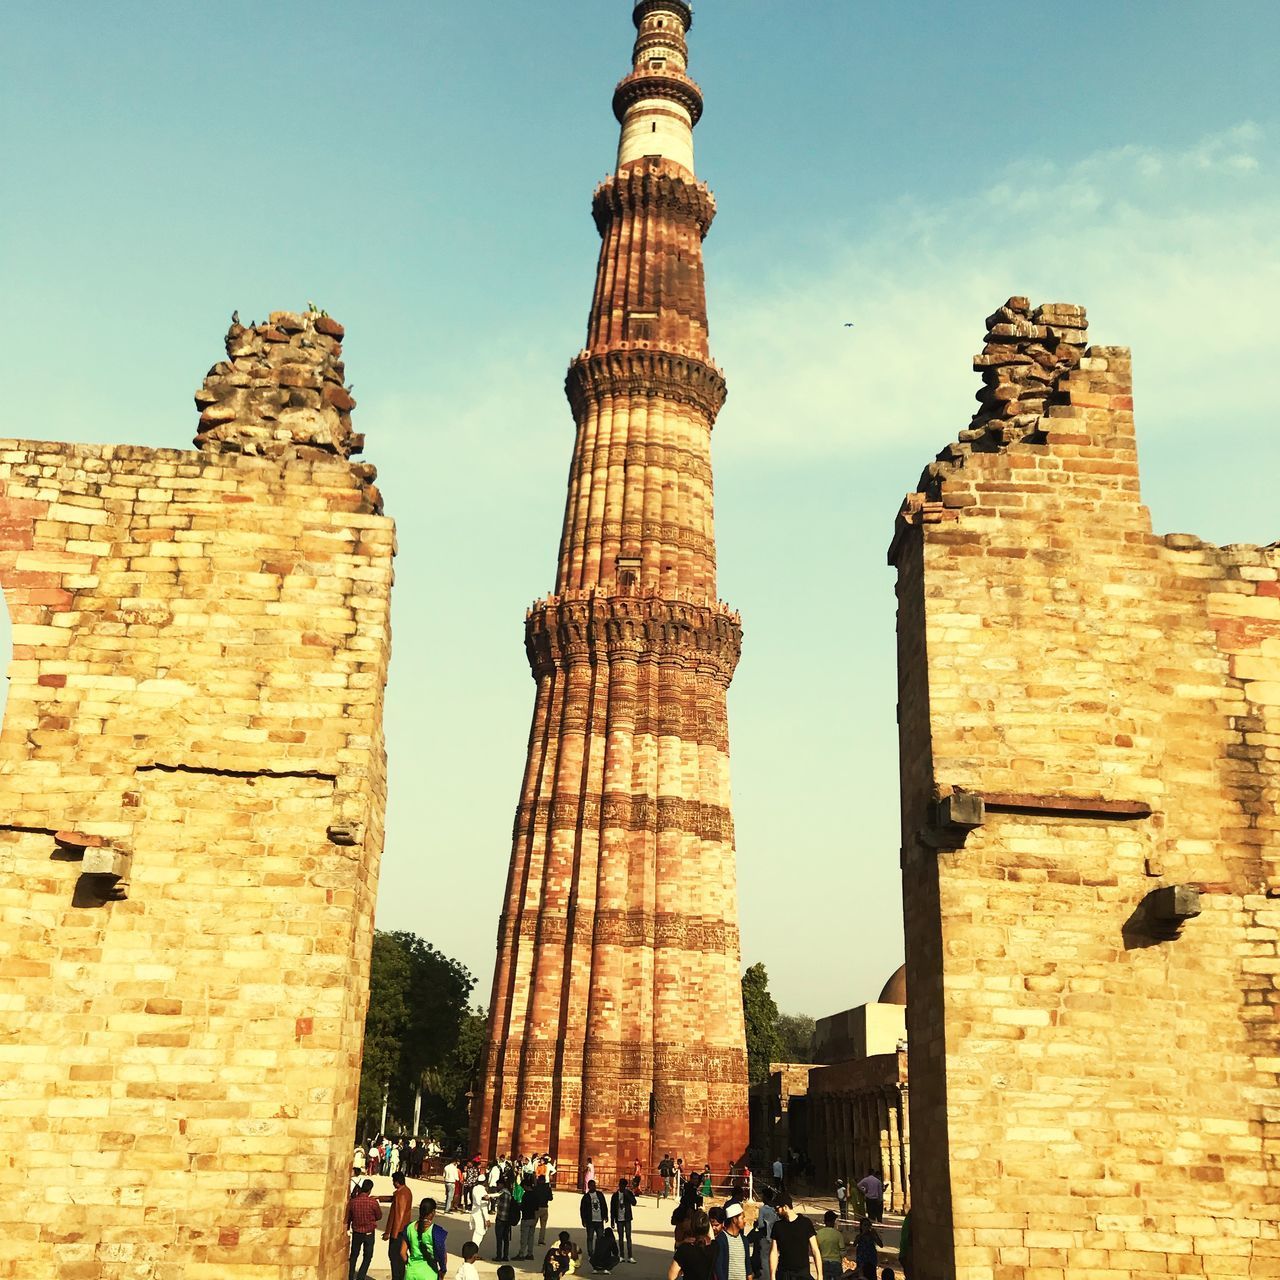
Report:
3,1,1278,1016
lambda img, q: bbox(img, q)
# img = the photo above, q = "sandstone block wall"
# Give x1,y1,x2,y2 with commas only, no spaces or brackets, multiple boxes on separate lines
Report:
890,299,1280,1279
0,312,394,1279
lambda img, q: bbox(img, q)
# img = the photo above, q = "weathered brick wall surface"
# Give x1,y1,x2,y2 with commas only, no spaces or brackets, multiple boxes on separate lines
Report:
891,299,1280,1279
0,313,394,1278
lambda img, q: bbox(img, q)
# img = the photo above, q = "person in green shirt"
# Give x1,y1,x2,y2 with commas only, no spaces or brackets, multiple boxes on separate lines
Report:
897,1210,912,1280
815,1210,845,1280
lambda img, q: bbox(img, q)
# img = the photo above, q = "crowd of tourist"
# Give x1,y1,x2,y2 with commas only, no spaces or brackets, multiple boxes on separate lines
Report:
354,1134,443,1180
347,1145,909,1280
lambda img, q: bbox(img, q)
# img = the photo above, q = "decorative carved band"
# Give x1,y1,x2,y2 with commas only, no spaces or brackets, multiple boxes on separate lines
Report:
512,909,741,958
515,792,734,841
567,349,727,421
516,1039,746,1081
613,69,704,128
592,165,717,240
525,594,741,682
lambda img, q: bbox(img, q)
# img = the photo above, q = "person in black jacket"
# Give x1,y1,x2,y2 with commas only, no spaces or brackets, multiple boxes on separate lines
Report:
580,1180,608,1261
591,1225,621,1275
517,1173,540,1260
610,1178,637,1264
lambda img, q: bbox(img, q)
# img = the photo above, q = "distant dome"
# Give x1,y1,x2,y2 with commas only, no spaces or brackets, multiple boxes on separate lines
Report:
878,965,907,1006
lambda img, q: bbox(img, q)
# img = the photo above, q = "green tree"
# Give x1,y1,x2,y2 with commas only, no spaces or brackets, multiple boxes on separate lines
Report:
776,1012,816,1063
358,932,412,1125
356,930,476,1137
417,1004,489,1144
741,963,782,1085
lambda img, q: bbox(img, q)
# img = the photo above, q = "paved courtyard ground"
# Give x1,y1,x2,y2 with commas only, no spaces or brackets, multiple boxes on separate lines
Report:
353,1177,902,1280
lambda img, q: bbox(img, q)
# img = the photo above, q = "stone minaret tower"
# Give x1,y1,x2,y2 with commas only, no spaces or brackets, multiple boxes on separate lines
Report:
473,0,748,1181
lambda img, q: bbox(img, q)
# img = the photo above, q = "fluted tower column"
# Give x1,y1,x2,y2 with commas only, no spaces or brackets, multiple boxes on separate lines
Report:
473,0,749,1184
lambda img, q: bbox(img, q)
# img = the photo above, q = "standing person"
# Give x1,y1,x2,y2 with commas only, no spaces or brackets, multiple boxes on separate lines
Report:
756,1193,778,1246
443,1158,460,1214
853,1220,881,1280
770,1157,783,1187
856,1172,883,1226
700,1165,713,1199
768,1194,821,1280
659,1153,676,1202
632,1158,643,1194
492,1175,515,1262
835,1182,848,1222
404,1198,448,1280
390,1143,401,1178
347,1178,381,1280
517,1173,540,1260
610,1177,637,1264
384,1171,415,1280
668,1209,714,1280
536,1173,553,1246
457,1240,482,1280
580,1179,608,1261
468,1179,490,1249
815,1212,844,1280
584,1156,596,1191
712,1203,750,1280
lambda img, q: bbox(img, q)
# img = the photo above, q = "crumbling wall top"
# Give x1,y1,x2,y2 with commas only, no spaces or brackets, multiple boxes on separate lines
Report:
194,309,361,461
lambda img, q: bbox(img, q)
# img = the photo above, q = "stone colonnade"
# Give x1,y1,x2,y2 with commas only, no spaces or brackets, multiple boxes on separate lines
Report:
807,1053,909,1212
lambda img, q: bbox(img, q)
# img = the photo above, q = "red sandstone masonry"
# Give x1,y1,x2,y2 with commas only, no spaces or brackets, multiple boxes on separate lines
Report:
474,0,749,1184
890,300,1280,1280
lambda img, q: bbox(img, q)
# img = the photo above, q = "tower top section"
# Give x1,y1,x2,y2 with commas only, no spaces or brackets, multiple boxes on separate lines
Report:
634,0,693,29
615,0,703,175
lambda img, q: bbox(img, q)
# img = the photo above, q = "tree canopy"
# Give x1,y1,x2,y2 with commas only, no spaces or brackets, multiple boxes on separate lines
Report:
776,1012,816,1063
741,962,782,1085
357,930,480,1142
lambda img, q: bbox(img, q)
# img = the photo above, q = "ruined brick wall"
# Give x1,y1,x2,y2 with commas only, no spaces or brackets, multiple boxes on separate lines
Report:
0,312,394,1279
891,299,1280,1279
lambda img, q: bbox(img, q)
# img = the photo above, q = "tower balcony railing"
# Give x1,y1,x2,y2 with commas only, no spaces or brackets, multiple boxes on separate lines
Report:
527,582,740,624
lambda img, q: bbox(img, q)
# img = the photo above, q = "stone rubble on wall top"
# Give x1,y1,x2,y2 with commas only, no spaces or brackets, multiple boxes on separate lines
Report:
194,309,362,462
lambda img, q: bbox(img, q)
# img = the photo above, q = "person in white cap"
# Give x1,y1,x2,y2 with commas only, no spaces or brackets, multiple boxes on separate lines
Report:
713,1202,749,1280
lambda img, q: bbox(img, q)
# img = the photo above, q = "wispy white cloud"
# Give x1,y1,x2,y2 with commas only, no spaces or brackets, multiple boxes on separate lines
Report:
712,122,1279,461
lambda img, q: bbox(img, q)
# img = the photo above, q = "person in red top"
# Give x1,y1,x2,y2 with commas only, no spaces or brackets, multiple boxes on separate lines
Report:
348,1178,381,1280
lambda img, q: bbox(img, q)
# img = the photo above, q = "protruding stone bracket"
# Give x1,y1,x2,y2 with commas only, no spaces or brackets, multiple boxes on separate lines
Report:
53,831,132,903
1124,884,1201,946
1149,884,1202,928
919,790,985,850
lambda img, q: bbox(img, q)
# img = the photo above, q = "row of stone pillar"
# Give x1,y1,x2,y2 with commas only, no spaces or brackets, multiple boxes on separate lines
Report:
810,1085,909,1213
